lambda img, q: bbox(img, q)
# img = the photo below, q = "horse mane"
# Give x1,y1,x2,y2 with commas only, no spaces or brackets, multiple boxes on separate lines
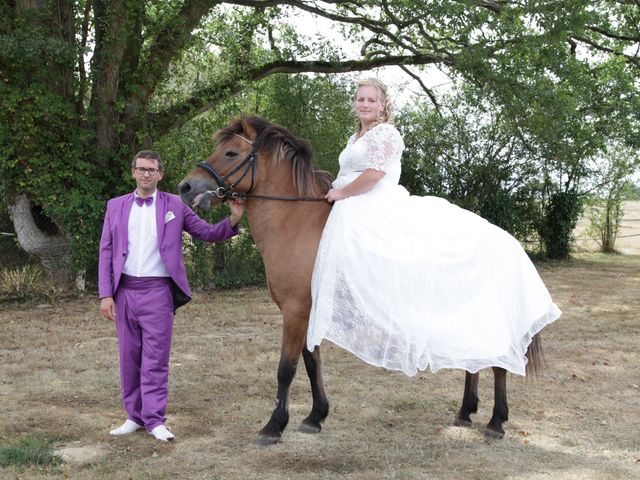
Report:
216,116,332,197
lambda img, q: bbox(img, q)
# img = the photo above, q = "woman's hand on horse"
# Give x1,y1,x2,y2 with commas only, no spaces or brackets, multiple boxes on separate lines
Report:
325,188,347,203
228,198,245,226
325,169,385,203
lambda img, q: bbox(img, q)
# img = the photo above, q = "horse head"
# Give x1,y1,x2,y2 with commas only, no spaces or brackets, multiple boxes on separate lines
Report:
177,115,262,210
178,115,330,210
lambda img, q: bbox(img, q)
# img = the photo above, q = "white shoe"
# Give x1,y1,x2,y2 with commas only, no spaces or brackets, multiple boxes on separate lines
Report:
109,419,143,436
149,424,175,442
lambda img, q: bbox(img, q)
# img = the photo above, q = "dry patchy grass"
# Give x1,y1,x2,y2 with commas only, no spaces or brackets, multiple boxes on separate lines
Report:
1,253,639,479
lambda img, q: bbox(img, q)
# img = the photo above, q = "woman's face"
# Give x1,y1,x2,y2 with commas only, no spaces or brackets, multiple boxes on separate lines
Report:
354,85,383,128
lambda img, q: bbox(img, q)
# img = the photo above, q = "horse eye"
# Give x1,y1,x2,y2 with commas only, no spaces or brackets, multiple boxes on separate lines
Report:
224,150,238,159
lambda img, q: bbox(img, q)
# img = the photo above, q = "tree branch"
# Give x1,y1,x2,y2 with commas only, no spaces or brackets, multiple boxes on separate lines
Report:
571,35,640,68
129,0,223,107
229,0,391,28
587,25,640,42
455,0,511,14
468,0,506,13
150,53,448,135
398,65,442,115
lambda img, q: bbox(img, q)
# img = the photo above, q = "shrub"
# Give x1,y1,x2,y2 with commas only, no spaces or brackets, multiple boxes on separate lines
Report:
538,190,582,259
0,265,42,301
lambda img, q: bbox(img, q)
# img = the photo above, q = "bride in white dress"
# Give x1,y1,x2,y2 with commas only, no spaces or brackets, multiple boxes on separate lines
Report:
306,78,561,377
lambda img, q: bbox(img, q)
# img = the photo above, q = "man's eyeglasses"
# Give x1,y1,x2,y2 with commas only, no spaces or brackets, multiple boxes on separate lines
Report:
134,167,160,176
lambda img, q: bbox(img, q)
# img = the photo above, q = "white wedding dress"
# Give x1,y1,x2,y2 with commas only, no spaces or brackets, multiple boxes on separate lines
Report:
306,123,561,377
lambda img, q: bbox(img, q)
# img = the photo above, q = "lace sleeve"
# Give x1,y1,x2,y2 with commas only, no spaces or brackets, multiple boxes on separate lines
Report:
363,124,404,172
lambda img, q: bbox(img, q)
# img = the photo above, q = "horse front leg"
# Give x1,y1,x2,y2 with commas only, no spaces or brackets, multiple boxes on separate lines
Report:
256,313,306,446
486,366,508,439
455,371,479,427
298,346,329,433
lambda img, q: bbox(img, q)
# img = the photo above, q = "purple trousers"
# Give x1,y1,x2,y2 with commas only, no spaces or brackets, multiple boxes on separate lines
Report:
114,275,174,431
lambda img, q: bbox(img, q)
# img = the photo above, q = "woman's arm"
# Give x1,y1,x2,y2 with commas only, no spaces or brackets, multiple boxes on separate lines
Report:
325,168,385,203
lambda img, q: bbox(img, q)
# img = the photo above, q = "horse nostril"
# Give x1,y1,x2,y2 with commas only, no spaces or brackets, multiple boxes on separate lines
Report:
178,181,191,194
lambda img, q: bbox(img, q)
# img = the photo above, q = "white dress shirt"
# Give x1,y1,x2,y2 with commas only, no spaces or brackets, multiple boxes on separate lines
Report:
123,191,170,278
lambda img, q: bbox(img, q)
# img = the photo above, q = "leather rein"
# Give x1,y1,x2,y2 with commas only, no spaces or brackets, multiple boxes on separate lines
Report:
196,134,327,202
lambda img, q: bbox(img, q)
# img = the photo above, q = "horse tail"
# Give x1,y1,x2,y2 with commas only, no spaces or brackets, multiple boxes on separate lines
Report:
525,333,544,379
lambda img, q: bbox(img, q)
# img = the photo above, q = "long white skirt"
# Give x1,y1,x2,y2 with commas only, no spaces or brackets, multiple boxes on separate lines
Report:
307,179,561,377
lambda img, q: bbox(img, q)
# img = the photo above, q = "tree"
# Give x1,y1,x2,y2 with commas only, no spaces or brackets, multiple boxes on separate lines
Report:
0,1,443,289
2,1,639,286
585,144,640,253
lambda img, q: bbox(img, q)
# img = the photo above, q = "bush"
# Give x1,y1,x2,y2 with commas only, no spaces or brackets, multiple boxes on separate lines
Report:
183,213,266,291
0,265,42,301
185,231,266,290
539,190,582,259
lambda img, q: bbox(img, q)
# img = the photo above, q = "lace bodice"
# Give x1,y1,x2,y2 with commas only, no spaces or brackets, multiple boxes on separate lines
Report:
334,123,405,189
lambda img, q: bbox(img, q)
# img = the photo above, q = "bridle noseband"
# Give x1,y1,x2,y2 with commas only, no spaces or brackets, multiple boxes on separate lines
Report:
196,133,326,202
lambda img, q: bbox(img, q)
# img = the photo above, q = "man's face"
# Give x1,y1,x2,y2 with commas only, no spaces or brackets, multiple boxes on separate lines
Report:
132,157,163,195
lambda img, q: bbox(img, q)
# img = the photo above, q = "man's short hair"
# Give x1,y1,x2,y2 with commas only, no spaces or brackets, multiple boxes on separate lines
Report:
132,150,164,171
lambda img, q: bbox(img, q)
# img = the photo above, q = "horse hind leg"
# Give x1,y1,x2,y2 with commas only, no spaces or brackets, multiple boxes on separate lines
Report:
481,335,542,440
455,371,479,427
485,366,508,439
298,346,329,433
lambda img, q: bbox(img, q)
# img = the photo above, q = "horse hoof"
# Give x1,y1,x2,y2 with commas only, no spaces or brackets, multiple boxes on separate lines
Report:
454,417,473,427
256,434,282,446
484,428,505,440
297,422,321,434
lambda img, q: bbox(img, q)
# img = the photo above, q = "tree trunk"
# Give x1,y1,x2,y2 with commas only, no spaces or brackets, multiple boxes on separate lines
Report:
90,0,130,164
9,195,75,291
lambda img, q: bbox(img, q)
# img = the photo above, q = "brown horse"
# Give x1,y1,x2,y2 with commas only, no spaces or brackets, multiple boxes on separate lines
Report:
177,115,543,445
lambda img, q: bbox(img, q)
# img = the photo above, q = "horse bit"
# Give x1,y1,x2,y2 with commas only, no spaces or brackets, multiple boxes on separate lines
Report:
196,134,326,202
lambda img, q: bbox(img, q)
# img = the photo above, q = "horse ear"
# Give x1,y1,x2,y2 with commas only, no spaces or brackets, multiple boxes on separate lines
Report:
240,115,257,142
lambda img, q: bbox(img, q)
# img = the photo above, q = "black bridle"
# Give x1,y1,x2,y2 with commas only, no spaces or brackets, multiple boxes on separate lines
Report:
196,134,327,202
197,136,258,200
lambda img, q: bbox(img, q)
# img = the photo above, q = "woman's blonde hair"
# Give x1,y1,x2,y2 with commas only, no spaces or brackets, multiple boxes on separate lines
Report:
353,77,395,136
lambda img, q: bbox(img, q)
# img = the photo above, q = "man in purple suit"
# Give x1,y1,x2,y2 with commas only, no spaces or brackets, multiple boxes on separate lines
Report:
99,150,244,442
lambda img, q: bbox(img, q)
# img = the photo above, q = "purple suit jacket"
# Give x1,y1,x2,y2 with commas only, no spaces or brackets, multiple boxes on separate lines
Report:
98,191,238,302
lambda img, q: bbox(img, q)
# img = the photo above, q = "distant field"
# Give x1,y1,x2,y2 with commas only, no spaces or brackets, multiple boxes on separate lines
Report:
574,200,640,255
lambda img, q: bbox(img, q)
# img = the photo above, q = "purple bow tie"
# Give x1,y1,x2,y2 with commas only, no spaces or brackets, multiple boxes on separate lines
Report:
135,196,153,207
